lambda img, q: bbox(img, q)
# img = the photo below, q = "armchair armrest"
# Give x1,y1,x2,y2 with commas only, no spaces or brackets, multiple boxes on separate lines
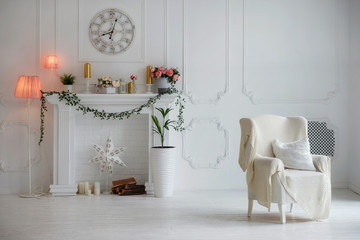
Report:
253,155,285,177
247,155,285,209
312,155,331,175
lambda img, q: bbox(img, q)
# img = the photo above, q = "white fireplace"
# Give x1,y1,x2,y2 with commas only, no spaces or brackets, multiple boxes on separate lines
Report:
47,94,175,196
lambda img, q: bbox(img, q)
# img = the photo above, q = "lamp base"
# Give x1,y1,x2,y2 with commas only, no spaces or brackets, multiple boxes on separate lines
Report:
19,193,41,198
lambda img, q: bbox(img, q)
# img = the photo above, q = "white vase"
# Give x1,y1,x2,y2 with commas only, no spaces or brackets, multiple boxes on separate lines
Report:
157,77,170,94
151,147,176,197
65,85,73,92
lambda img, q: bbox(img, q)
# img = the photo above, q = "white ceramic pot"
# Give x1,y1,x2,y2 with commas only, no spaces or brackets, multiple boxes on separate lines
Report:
157,77,170,94
96,87,116,94
151,146,176,197
65,85,73,92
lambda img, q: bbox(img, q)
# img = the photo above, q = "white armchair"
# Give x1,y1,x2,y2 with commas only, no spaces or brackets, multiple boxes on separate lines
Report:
239,115,331,224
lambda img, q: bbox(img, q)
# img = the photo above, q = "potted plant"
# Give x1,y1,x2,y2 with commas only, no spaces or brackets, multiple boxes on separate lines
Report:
151,67,180,93
60,73,75,92
96,76,120,94
151,107,177,197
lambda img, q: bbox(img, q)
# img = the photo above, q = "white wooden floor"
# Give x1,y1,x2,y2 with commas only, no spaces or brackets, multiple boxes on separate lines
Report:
0,189,359,240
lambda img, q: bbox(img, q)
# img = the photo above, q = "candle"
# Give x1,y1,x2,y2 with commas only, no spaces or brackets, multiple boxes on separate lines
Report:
84,63,91,78
128,82,134,94
78,182,85,194
146,65,152,84
87,189,92,196
84,181,89,195
94,181,100,196
94,188,100,196
89,183,94,193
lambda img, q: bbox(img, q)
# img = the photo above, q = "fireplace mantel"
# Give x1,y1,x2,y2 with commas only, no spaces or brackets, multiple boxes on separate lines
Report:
47,93,176,196
47,93,175,105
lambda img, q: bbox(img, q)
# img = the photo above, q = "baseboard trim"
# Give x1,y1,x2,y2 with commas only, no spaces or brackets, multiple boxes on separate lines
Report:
349,184,360,195
331,182,348,189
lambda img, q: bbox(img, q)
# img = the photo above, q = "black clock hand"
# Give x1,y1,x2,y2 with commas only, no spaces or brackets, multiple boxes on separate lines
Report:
109,18,118,40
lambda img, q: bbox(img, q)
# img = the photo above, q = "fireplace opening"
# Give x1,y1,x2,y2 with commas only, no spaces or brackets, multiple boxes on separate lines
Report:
74,113,149,191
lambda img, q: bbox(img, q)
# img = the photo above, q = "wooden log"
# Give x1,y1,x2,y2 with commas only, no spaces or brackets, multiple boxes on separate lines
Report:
112,185,124,194
112,178,136,188
118,189,146,196
111,186,123,194
124,184,145,190
119,188,146,196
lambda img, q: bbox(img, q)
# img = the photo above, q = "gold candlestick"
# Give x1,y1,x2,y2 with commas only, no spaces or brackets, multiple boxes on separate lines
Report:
146,65,152,84
84,63,92,94
84,63,91,78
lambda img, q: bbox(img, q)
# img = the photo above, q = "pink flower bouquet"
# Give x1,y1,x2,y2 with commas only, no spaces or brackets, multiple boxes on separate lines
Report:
97,76,119,88
150,67,180,84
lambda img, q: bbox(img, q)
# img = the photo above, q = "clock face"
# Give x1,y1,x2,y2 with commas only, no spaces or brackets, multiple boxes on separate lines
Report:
89,8,135,55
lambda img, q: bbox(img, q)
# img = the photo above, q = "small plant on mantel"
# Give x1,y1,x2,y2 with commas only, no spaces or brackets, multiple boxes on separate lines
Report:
151,107,176,148
60,73,76,92
59,73,75,85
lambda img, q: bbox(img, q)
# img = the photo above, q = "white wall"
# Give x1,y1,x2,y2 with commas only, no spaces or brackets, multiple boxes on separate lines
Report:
0,0,353,194
349,0,360,194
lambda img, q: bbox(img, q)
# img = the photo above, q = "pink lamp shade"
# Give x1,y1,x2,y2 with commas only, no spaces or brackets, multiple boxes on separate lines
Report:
44,55,59,69
14,75,42,99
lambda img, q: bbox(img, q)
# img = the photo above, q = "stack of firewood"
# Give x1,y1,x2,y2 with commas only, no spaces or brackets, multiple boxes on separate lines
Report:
111,177,146,195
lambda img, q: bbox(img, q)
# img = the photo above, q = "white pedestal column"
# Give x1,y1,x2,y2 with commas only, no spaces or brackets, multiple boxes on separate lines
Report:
49,103,77,196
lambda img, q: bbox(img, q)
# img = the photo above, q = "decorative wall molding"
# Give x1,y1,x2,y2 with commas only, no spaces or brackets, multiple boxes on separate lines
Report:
36,0,41,74
0,93,29,108
242,87,338,105
182,118,229,169
77,0,146,62
182,0,230,105
0,94,10,107
164,0,168,67
242,0,339,104
0,120,40,172
0,120,39,134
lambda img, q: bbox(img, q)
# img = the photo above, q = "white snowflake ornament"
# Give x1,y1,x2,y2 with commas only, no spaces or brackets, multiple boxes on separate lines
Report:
90,135,126,173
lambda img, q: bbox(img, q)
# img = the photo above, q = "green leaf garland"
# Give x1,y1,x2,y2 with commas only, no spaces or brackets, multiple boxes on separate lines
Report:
39,86,185,145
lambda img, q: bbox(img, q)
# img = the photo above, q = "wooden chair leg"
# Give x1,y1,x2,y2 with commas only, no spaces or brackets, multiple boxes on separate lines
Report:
290,203,294,213
248,199,253,217
278,204,286,224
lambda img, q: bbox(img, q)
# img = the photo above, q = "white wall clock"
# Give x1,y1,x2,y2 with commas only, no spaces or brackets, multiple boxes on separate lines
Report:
89,8,135,55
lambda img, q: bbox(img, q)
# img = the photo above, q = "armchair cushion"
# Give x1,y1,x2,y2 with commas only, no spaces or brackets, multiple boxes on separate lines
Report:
272,138,316,171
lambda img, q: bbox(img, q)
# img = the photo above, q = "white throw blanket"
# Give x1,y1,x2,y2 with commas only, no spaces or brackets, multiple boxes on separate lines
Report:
239,116,331,220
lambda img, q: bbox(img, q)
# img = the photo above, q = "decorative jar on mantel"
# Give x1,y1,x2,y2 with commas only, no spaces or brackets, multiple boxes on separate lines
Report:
96,87,117,94
96,76,119,94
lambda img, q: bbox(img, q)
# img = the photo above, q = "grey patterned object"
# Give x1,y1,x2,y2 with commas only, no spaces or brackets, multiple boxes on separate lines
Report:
308,121,335,157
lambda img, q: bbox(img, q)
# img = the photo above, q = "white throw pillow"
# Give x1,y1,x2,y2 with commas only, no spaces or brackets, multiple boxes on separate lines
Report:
272,138,316,171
